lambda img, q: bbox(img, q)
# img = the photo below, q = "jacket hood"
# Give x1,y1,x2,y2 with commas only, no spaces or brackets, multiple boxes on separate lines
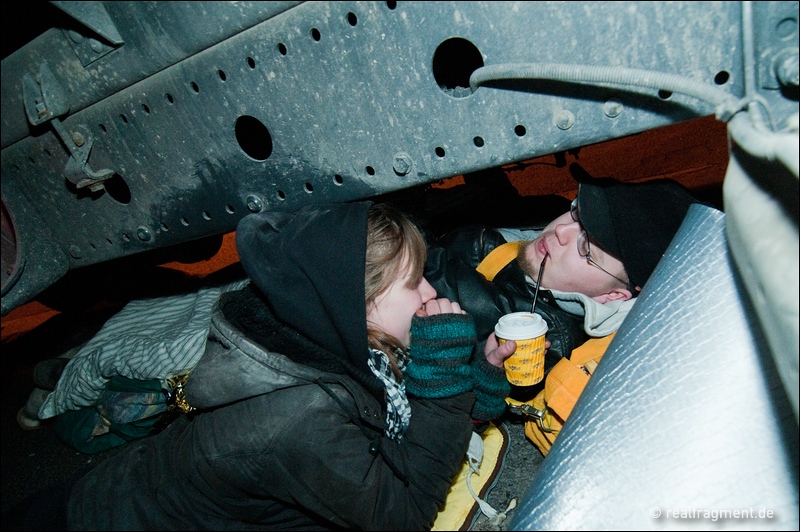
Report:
186,289,383,409
547,287,636,337
235,202,377,391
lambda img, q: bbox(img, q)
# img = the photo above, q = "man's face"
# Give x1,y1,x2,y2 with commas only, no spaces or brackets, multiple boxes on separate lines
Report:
518,212,631,302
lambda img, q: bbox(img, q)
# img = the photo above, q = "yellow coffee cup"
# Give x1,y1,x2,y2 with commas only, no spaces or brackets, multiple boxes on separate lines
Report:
495,312,548,386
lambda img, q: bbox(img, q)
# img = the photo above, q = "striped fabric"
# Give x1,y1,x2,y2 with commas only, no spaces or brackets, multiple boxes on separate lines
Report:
39,279,249,419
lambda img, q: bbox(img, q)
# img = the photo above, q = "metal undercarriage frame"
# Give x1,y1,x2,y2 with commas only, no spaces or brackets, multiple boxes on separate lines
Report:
1,1,797,316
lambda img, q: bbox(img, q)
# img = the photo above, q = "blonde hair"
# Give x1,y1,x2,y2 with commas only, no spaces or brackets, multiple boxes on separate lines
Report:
365,203,426,375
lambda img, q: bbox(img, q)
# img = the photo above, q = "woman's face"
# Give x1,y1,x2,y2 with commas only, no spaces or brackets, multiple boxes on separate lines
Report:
367,257,437,349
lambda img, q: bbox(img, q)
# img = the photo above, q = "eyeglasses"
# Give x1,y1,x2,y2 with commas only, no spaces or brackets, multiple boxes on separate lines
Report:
570,198,633,289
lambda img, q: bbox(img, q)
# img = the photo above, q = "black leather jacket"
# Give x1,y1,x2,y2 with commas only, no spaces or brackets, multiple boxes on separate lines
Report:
425,225,588,378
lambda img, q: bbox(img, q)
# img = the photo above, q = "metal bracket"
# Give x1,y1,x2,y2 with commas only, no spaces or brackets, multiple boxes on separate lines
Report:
22,64,115,192
51,1,124,45
507,401,558,433
54,1,124,67
22,64,69,125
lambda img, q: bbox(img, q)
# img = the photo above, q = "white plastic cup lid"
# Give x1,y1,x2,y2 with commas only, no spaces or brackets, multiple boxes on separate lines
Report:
494,312,548,340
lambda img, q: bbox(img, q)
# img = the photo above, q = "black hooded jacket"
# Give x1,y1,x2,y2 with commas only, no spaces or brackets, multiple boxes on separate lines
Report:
65,202,483,531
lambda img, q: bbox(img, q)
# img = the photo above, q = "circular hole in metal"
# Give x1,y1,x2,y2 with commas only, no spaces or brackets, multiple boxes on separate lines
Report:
333,174,343,185
658,89,672,100
278,43,287,56
247,56,256,69
218,70,227,81
435,146,445,158
304,183,313,193
181,217,189,226
277,190,286,201
311,28,321,41
225,204,235,214
347,12,357,26
432,37,483,98
366,166,375,176
235,115,273,161
190,81,200,93
165,93,175,104
202,211,211,220
104,174,131,204
714,71,730,85
473,136,484,147
515,125,527,137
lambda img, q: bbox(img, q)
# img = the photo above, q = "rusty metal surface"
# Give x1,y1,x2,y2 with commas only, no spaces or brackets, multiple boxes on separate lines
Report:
1,2,797,315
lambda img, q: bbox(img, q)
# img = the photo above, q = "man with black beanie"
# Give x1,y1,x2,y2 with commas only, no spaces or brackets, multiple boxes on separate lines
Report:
425,177,706,389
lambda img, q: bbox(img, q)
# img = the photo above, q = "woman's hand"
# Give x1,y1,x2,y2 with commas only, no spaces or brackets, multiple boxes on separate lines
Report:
416,298,466,317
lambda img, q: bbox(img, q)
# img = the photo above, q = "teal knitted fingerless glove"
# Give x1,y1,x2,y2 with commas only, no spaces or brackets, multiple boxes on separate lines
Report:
405,313,476,398
470,351,511,421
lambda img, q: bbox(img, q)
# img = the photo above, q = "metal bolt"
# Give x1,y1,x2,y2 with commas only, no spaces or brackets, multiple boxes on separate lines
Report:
68,245,82,259
89,38,105,54
603,99,623,118
137,227,152,241
71,132,85,147
555,110,575,130
68,30,85,44
246,195,263,212
392,152,413,176
775,53,799,88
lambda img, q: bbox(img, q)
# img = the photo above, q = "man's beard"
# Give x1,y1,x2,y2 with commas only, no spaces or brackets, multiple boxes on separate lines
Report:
516,240,539,281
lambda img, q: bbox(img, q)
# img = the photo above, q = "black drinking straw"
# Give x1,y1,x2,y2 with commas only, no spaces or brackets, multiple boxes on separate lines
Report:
531,253,548,314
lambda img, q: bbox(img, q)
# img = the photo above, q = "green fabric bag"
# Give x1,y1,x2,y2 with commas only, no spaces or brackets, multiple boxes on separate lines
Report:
54,376,166,454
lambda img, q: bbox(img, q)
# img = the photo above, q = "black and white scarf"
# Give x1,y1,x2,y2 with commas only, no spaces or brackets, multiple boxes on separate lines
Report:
367,348,411,441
